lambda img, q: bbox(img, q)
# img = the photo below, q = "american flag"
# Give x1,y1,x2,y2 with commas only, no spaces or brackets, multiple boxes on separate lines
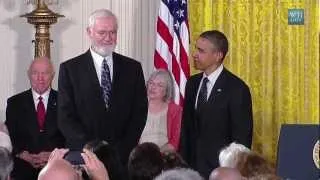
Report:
154,0,190,105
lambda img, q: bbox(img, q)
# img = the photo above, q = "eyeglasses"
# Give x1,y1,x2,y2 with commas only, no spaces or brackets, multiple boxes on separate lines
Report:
148,81,166,88
94,30,117,38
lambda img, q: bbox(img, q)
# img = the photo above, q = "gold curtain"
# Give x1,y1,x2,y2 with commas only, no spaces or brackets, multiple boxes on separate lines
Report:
188,0,319,163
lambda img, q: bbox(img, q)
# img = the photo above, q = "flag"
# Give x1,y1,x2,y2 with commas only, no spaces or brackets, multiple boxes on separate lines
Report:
154,0,190,105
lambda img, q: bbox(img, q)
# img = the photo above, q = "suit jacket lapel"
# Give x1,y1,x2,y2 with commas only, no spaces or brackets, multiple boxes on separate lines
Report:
44,90,57,134
83,50,102,92
192,74,203,108
25,89,40,138
111,53,121,102
207,69,227,103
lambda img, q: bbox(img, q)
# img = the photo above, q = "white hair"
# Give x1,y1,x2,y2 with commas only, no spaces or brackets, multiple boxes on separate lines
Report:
219,142,250,168
154,168,203,180
88,9,118,29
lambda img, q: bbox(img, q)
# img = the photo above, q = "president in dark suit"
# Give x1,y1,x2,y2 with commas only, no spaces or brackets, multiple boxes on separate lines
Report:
179,30,253,179
57,9,148,165
5,57,65,180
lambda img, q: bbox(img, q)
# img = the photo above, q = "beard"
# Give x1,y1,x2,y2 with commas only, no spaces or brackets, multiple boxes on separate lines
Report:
92,44,116,57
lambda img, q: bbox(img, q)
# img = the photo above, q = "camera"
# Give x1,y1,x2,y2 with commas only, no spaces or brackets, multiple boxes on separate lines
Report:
63,150,85,165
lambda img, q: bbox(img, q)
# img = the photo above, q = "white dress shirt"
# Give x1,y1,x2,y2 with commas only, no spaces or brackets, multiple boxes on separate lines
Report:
90,48,114,85
32,88,51,111
195,64,224,109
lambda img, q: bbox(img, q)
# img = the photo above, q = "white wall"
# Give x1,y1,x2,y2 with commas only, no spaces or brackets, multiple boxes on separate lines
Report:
0,0,159,121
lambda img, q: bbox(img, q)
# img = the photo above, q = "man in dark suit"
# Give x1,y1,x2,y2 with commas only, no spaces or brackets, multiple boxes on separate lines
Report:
5,57,65,180
57,9,148,165
179,30,253,179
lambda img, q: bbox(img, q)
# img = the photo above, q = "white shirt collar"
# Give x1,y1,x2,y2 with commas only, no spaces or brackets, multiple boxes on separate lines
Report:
90,48,113,83
32,88,51,110
203,64,224,84
195,64,224,108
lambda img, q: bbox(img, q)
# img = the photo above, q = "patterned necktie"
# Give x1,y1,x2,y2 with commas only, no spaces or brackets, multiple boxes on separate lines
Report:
37,96,46,131
197,77,209,110
101,58,112,108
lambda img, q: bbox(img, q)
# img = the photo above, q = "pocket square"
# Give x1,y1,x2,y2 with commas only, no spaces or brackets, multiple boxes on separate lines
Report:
217,88,222,92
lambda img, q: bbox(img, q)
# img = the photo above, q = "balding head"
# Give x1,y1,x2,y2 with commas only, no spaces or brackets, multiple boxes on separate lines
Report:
209,167,242,180
38,159,80,180
28,56,55,95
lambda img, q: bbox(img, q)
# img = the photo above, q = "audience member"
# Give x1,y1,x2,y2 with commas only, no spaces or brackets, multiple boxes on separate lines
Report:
5,57,65,180
58,8,148,166
81,149,109,180
39,148,109,180
139,69,182,152
154,168,203,180
162,150,188,170
128,142,163,180
209,167,242,180
84,140,125,180
179,30,253,179
248,174,281,180
0,123,12,153
219,142,251,168
38,159,80,180
0,147,13,180
236,152,275,178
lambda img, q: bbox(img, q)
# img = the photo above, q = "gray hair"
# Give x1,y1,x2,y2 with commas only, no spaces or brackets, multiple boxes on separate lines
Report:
219,142,251,168
0,147,13,180
88,9,118,29
147,69,175,102
154,168,203,180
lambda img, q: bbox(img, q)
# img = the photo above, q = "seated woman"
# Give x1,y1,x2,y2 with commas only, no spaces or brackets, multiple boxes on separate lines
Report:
139,69,182,152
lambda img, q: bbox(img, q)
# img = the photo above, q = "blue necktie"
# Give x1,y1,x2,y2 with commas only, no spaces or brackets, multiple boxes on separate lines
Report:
101,59,112,108
197,77,209,110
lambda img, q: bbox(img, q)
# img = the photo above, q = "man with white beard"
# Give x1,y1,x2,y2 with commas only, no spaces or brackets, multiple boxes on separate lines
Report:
57,9,148,172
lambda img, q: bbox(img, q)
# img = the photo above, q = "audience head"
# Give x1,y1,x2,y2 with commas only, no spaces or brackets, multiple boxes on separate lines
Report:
154,168,203,180
219,142,251,168
84,140,124,180
0,123,12,153
249,174,281,180
128,142,163,180
28,57,54,95
38,159,81,180
209,167,242,180
0,147,13,180
162,150,188,170
236,152,275,178
147,69,174,102
87,9,118,57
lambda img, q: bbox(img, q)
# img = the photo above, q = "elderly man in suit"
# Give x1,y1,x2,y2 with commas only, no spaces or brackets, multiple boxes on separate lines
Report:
179,30,253,179
57,9,148,166
5,57,65,180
